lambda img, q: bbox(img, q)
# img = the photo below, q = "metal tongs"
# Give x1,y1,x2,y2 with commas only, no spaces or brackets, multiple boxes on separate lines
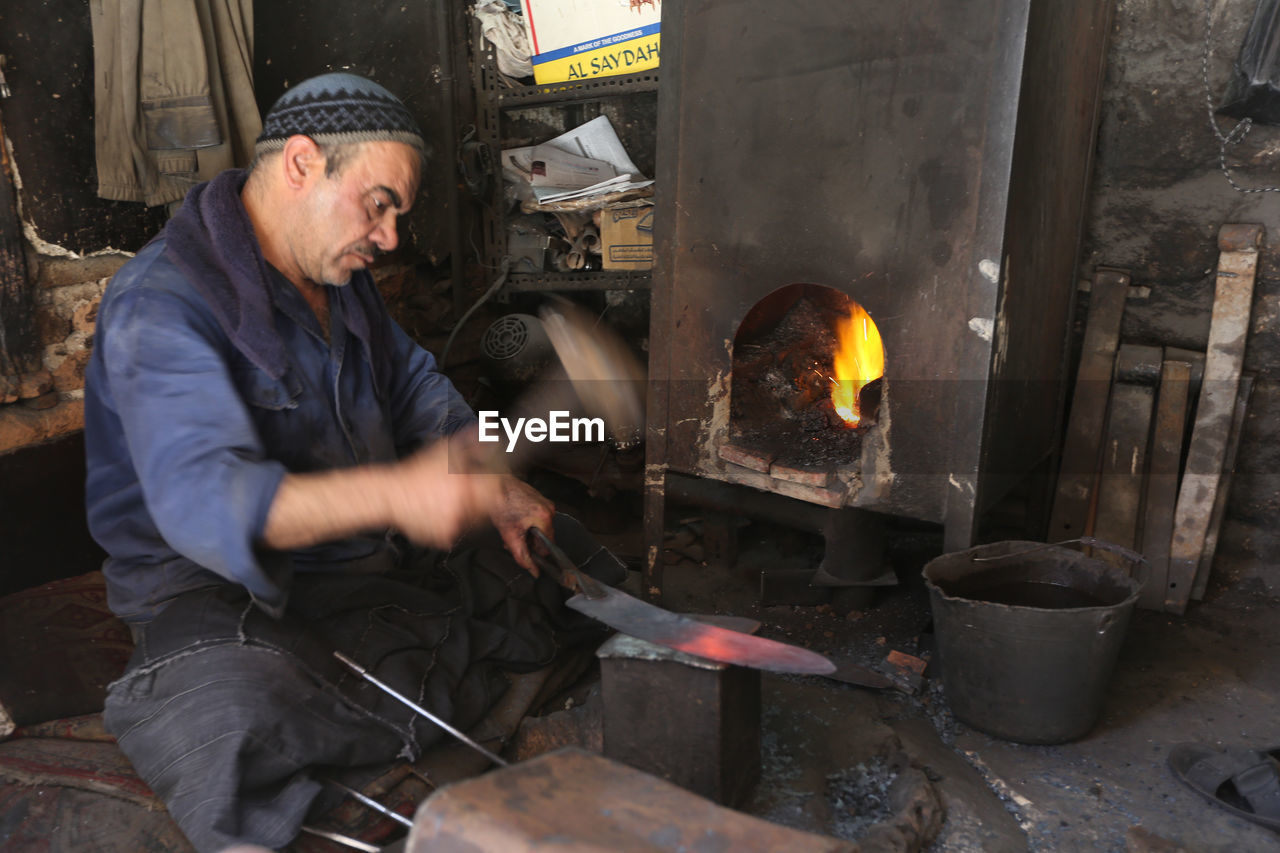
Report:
526,526,610,600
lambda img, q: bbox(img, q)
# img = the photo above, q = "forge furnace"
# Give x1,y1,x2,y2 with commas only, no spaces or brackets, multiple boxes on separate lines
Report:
643,0,1116,598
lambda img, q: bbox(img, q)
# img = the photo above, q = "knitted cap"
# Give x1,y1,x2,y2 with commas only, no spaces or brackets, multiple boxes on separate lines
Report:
254,72,425,155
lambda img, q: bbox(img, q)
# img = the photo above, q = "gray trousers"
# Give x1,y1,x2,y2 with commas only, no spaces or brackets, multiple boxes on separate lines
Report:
104,516,624,852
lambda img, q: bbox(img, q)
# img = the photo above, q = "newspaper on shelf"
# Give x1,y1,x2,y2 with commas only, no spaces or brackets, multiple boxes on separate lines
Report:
502,115,654,204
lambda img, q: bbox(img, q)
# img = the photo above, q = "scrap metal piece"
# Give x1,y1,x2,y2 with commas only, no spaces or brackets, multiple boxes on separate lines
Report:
825,658,894,690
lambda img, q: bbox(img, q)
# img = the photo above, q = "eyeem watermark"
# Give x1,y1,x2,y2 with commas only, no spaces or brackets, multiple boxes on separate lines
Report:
478,410,605,453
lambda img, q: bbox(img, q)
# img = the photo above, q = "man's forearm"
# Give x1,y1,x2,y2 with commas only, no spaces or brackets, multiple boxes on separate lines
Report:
259,437,502,552
260,466,398,550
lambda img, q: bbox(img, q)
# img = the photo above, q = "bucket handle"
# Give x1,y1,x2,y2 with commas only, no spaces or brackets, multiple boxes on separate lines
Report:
970,536,1150,582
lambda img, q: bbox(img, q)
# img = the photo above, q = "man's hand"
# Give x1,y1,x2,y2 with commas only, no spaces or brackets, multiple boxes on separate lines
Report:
385,433,504,548
261,431,500,552
260,429,554,572
489,476,555,575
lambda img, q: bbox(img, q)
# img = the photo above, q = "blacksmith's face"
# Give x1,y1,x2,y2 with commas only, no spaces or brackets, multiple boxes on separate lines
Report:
301,141,421,287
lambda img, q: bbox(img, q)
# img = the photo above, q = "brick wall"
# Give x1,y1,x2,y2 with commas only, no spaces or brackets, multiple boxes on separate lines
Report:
0,251,450,457
0,252,126,454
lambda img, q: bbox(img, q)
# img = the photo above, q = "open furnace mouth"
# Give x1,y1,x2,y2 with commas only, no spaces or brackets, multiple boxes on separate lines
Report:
725,283,885,481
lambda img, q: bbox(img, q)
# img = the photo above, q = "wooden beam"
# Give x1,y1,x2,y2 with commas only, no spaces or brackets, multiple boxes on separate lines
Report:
1048,269,1130,540
1138,358,1191,610
1191,373,1254,600
1092,348,1155,574
1166,224,1262,614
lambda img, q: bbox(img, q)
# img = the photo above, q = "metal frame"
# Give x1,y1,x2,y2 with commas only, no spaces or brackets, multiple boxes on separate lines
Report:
469,20,660,295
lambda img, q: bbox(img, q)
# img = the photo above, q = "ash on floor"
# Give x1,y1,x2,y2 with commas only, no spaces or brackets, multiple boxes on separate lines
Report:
826,755,900,840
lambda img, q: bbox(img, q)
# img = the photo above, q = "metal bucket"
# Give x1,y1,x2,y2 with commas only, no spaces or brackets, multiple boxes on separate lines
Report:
922,538,1144,745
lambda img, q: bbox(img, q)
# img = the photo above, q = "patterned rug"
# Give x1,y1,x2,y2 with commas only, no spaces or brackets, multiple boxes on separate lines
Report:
0,571,133,735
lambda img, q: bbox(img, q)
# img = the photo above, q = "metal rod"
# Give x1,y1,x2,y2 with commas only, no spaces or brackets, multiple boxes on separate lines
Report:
326,780,414,829
333,651,509,768
299,825,380,852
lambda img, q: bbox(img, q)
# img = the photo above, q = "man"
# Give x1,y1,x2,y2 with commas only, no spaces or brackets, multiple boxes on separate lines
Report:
85,72,622,852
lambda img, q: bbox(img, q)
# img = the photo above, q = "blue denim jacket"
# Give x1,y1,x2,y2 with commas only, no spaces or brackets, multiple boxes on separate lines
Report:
85,239,474,622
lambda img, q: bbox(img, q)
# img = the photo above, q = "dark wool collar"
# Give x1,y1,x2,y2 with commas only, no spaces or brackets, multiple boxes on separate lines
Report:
161,169,392,393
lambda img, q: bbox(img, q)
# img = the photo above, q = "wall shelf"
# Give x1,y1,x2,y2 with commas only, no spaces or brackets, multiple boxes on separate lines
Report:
496,72,659,109
471,17,658,295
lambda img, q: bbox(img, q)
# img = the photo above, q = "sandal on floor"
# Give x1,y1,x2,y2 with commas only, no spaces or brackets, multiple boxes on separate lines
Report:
1168,742,1280,832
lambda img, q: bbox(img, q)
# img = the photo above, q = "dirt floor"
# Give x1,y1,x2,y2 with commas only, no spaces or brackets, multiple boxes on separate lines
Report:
6,461,1278,852
553,479,1280,853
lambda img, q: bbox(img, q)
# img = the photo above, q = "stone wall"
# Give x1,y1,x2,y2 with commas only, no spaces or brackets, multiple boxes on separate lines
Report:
1081,0,1280,591
0,252,127,454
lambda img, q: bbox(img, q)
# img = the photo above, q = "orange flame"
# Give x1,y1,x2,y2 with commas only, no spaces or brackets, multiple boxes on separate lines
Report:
831,304,884,427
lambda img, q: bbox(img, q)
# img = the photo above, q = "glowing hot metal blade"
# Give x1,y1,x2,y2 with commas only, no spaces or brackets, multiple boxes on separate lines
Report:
528,528,835,676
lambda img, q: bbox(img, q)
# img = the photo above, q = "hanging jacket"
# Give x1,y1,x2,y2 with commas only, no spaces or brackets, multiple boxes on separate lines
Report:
90,0,261,207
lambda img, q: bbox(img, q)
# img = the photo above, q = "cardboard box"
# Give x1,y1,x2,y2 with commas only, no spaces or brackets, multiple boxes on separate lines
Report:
519,0,661,85
600,202,654,270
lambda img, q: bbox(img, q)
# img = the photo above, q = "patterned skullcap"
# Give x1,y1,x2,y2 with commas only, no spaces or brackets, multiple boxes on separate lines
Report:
254,72,425,155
